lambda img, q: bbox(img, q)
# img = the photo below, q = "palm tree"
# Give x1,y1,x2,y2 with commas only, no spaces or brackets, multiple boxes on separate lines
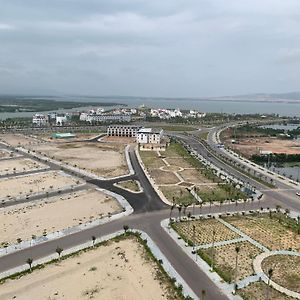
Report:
169,204,175,222
178,205,182,221
266,268,273,300
56,246,63,260
91,235,96,247
219,200,224,213
123,225,129,233
210,229,216,271
209,199,213,214
234,245,240,293
26,258,33,272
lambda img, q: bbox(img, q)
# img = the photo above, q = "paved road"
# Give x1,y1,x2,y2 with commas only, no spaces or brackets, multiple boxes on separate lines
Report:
0,134,299,300
173,133,300,211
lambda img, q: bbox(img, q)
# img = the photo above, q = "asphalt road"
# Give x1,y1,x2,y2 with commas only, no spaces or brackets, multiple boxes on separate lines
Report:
1,133,299,300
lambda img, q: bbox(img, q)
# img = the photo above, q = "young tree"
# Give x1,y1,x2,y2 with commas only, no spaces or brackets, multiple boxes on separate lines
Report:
91,235,96,247
123,225,129,233
266,268,273,300
56,246,63,260
26,258,33,272
234,245,240,294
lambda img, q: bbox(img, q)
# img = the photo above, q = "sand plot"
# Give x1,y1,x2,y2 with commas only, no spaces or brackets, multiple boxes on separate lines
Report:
28,142,128,178
0,171,81,201
262,255,300,293
0,189,120,247
225,214,300,251
0,158,47,175
226,137,300,157
199,241,262,282
0,149,17,160
0,134,42,147
0,237,179,300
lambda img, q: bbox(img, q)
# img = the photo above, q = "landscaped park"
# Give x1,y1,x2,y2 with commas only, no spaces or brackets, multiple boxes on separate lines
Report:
171,211,300,299
140,140,247,205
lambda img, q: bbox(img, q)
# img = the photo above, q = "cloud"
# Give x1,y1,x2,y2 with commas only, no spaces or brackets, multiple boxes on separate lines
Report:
0,23,15,30
0,0,300,96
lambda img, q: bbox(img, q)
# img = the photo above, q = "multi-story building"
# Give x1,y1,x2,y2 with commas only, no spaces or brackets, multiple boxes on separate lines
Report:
86,114,131,123
136,128,163,144
32,114,48,126
107,125,141,138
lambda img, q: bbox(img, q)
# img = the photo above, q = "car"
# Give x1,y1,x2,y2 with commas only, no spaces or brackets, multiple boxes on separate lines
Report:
296,192,300,197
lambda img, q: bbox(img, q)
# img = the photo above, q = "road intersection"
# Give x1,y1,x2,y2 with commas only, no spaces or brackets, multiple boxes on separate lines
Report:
0,129,299,300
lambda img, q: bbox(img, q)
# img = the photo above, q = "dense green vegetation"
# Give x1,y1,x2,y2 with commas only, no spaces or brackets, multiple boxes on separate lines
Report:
0,96,124,112
252,153,300,164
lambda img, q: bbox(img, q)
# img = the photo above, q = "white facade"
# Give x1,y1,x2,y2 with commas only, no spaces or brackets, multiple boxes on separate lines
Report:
32,114,48,126
136,128,163,144
86,114,131,123
56,114,68,125
107,125,141,137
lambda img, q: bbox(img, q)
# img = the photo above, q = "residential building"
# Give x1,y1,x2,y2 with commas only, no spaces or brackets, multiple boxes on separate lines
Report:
136,128,163,144
107,125,141,138
86,114,131,123
32,114,48,126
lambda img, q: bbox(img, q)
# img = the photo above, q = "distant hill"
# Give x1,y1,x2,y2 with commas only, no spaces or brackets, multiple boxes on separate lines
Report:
210,92,300,102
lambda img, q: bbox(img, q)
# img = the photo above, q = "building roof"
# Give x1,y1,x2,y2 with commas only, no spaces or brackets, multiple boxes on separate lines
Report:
137,127,163,134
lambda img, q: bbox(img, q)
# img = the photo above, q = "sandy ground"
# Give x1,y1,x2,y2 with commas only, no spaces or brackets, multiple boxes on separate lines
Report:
0,238,171,300
0,158,47,175
40,133,103,143
28,142,128,178
101,136,135,144
0,149,16,159
0,189,120,246
0,171,81,201
229,138,300,157
0,134,42,147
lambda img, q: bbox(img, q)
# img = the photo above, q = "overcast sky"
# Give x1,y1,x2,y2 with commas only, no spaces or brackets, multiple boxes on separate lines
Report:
0,0,300,97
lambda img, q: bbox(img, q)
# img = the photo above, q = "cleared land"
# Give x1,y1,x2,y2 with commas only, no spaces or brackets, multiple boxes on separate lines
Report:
0,236,182,300
262,255,300,293
28,142,128,178
116,180,141,192
0,134,42,147
225,213,300,251
238,282,293,300
0,149,17,159
0,158,47,175
0,189,120,247
226,137,300,157
0,171,81,201
172,219,239,245
199,241,262,282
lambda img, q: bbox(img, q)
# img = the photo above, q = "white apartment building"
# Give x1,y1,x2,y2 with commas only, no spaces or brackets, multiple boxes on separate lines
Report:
56,114,68,126
32,114,48,126
86,114,131,123
136,128,163,144
107,125,141,138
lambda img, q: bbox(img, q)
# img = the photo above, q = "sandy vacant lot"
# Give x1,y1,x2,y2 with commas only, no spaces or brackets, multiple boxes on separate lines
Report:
29,142,128,178
0,134,42,147
0,237,173,300
0,149,16,159
0,158,47,175
1,189,120,246
230,138,300,157
0,171,81,200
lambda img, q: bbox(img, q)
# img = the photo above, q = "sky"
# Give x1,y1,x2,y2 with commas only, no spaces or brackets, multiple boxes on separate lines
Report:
0,0,300,97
